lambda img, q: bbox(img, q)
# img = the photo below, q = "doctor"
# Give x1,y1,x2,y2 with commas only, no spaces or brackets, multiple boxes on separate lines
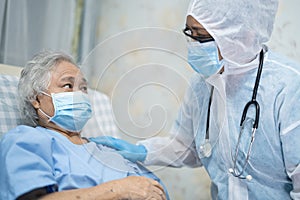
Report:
91,0,300,199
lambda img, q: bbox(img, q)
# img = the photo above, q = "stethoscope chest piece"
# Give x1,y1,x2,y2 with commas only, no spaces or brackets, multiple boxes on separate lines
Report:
200,139,212,158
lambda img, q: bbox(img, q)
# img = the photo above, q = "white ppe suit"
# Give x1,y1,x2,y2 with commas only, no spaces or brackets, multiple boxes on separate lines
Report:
139,0,300,199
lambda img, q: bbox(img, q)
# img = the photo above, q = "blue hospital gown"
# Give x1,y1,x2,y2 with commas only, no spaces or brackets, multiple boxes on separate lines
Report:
0,125,169,200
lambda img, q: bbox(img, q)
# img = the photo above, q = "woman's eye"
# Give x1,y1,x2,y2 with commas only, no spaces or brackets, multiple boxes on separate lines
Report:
63,84,73,89
80,86,88,92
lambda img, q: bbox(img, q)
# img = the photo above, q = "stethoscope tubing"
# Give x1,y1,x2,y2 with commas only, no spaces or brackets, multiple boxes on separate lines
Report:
240,49,264,129
203,49,265,179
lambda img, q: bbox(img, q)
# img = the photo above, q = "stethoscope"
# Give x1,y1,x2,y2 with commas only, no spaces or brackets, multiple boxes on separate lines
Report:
199,49,265,181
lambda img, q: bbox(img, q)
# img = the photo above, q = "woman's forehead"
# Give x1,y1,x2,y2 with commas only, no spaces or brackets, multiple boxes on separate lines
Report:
50,61,86,83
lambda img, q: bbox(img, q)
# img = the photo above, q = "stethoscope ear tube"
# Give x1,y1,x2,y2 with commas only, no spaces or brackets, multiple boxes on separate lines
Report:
252,50,265,101
240,49,264,129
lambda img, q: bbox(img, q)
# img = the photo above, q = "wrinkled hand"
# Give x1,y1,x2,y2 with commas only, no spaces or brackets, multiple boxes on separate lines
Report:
114,176,167,200
89,136,147,162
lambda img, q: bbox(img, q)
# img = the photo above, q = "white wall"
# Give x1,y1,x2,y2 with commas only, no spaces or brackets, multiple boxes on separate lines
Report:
268,0,300,62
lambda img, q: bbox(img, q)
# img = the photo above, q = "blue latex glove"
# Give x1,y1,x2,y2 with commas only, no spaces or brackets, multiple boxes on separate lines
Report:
89,136,147,163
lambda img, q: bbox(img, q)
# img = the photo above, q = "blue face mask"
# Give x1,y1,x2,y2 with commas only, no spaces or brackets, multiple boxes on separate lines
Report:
187,41,223,78
39,91,92,132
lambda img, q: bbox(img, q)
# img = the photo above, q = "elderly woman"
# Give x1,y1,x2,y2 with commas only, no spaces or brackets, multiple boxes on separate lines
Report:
0,51,167,200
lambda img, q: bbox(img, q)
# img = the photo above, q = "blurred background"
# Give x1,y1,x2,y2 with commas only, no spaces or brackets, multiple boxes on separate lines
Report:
1,0,299,199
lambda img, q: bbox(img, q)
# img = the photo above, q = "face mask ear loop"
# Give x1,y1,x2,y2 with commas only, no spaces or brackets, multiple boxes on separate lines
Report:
38,91,53,121
40,91,51,97
38,108,52,121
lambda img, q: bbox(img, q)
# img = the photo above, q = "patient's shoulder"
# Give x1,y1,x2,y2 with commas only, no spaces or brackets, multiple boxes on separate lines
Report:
1,125,51,146
4,125,41,136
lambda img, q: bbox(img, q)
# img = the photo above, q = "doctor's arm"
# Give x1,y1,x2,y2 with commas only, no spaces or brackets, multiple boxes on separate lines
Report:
279,82,300,199
281,124,300,199
91,133,201,167
91,79,202,167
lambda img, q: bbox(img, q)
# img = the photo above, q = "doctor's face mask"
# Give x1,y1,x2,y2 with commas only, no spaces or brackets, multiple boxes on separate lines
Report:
185,16,223,78
187,41,223,78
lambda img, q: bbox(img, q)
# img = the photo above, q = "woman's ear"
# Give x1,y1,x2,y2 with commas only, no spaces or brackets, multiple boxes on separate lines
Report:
31,97,40,109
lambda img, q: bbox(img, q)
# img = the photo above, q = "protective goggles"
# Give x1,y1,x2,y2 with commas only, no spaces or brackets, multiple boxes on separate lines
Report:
183,27,215,43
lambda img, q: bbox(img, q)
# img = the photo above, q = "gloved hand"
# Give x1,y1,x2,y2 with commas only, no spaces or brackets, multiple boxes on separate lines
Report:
89,136,147,163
